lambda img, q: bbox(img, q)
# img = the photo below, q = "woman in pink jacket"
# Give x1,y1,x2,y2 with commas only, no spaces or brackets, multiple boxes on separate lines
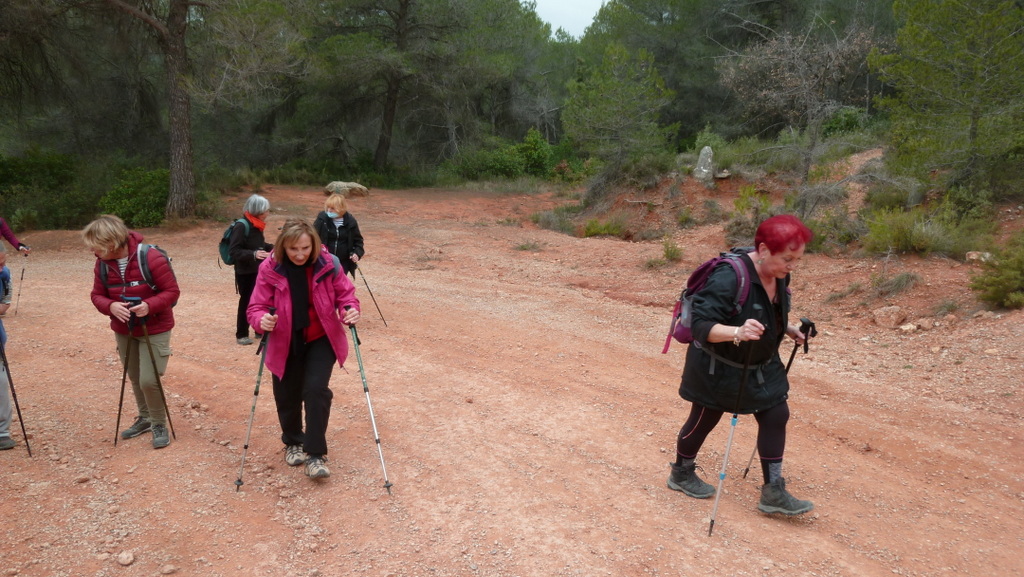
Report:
248,218,360,480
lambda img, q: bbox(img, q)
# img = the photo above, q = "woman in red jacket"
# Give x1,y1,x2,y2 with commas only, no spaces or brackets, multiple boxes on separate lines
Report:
248,218,360,480
83,215,180,449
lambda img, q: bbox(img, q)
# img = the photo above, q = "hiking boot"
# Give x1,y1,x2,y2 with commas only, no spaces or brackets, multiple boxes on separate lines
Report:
120,416,151,439
151,424,170,449
237,337,254,346
758,477,814,515
305,456,330,479
0,436,15,450
667,461,715,499
285,444,307,466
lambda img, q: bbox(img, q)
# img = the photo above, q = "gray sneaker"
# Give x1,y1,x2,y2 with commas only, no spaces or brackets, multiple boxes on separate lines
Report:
667,461,716,499
285,444,307,466
758,477,814,515
305,456,330,479
120,416,151,439
237,337,254,346
151,424,170,449
0,436,15,450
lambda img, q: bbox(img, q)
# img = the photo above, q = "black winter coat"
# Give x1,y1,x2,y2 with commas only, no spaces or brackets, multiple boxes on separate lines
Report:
313,211,364,277
678,252,792,413
227,216,272,276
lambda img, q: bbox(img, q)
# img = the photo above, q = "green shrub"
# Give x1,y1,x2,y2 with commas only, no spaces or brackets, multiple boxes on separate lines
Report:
677,206,696,228
822,106,867,138
535,203,583,234
663,237,682,262
100,168,169,227
645,257,667,269
865,183,911,212
517,128,552,177
583,217,625,238
806,208,866,254
0,148,77,192
971,231,1024,309
871,272,920,298
692,125,728,154
863,204,994,258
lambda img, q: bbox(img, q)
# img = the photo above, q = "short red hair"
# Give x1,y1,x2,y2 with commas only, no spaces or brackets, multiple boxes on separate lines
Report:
754,214,812,254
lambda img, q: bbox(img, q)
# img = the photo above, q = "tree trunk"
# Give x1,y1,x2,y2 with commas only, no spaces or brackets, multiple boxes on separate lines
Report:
105,0,197,220
374,76,400,171
161,0,196,219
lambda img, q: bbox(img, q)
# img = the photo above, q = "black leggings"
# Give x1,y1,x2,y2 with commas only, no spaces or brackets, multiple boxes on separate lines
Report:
235,273,257,339
674,401,790,474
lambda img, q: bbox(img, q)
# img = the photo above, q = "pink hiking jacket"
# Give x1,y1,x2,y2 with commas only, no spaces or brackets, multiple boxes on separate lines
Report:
247,246,360,379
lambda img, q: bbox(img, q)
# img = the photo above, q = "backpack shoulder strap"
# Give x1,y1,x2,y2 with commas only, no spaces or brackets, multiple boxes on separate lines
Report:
721,249,753,314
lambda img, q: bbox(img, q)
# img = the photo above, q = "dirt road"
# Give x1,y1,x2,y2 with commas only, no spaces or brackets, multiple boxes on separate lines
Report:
0,183,1021,577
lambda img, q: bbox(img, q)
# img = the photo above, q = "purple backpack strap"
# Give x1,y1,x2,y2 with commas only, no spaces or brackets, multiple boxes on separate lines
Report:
725,254,751,314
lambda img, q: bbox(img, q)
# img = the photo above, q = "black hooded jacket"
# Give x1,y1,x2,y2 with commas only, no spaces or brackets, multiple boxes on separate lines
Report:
678,252,792,413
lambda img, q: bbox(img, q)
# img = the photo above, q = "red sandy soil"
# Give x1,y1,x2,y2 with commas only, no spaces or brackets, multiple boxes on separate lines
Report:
0,164,1021,576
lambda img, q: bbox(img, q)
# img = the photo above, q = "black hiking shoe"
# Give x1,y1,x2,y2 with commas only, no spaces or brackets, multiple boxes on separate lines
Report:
151,424,170,449
0,436,15,450
758,477,814,515
667,462,715,499
120,416,151,440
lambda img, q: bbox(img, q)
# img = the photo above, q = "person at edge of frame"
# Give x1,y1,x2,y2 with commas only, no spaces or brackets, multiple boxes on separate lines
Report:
83,215,180,449
247,218,361,480
0,244,16,450
667,214,816,516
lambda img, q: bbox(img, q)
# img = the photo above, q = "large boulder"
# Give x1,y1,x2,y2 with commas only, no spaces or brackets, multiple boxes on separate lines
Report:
324,181,369,197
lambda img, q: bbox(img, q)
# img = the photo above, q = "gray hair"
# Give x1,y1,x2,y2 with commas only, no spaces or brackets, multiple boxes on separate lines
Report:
244,194,270,215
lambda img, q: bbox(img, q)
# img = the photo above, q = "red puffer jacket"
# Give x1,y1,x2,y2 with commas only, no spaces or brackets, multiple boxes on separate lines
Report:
90,231,179,337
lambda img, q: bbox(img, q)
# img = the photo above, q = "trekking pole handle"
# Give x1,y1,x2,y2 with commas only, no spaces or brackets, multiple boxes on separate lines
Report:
256,307,275,355
798,317,817,354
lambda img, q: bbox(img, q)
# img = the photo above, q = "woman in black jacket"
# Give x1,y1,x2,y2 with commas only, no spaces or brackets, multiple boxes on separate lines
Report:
667,214,815,516
313,194,364,279
228,194,273,345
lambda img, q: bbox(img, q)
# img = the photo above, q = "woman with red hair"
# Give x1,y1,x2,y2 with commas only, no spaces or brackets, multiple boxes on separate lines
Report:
666,214,816,516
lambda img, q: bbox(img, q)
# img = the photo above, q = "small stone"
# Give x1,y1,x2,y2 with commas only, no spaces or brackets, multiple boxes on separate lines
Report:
117,551,135,566
74,475,91,484
159,564,178,575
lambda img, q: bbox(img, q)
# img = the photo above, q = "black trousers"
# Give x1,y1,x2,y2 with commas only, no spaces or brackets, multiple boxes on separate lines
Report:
272,336,336,456
235,273,258,339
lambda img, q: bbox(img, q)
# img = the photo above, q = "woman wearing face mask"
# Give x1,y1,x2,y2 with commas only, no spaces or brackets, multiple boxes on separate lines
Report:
313,194,365,279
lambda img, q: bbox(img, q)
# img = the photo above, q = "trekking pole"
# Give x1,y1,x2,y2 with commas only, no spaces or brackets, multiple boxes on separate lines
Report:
355,264,387,327
742,318,817,479
13,253,26,316
113,317,134,447
235,307,274,491
708,304,763,537
140,319,175,440
0,336,31,457
347,307,393,494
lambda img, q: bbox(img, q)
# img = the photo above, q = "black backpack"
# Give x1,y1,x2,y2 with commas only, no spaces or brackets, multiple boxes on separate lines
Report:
218,218,251,266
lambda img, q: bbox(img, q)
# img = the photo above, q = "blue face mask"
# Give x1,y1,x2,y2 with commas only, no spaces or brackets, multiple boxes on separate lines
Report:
326,211,339,218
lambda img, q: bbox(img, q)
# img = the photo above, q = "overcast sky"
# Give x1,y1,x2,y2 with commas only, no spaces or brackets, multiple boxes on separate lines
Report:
532,0,605,38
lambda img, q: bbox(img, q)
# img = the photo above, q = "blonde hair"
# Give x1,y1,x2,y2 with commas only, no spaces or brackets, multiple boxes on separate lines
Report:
324,194,348,214
273,218,321,263
82,214,129,253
